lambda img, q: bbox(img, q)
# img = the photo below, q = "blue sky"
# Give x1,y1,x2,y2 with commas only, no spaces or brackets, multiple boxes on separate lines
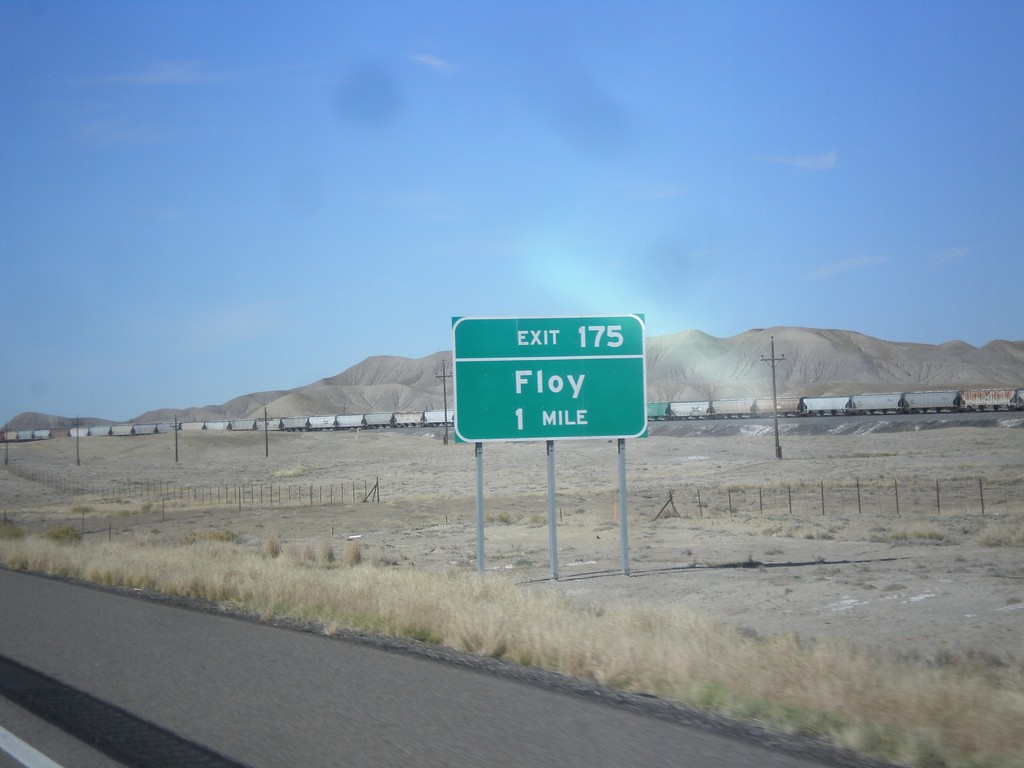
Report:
2,1,1022,422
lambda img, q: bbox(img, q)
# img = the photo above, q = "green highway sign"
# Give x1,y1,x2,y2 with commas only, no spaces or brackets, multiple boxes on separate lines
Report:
452,315,647,442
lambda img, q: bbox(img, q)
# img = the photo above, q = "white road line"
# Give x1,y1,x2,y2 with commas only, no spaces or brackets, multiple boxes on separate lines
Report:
0,725,65,768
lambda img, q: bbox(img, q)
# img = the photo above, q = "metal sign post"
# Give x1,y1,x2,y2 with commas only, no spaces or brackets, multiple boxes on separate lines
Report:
454,315,647,579
475,442,485,574
547,440,558,581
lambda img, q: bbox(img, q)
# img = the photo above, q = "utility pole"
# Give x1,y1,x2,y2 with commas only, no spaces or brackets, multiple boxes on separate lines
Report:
264,406,270,458
75,415,81,466
761,336,785,460
436,357,452,446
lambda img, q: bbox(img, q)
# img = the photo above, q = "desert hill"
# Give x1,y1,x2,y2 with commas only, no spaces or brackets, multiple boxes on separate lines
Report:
7,327,1024,429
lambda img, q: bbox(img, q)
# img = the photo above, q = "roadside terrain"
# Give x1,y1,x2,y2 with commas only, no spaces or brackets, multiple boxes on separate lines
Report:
3,415,1022,663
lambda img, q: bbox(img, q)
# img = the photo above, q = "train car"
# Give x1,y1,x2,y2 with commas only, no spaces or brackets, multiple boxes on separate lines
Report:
180,421,205,432
800,396,851,416
668,401,711,419
110,424,134,437
362,412,393,428
711,398,757,418
904,391,961,413
334,414,363,430
392,411,424,427
646,402,670,420
88,425,111,437
228,419,256,431
1017,389,1024,409
204,420,231,431
132,424,158,436
960,388,1017,411
280,417,309,431
255,418,281,431
307,415,337,430
849,393,906,414
423,409,454,426
154,422,177,433
753,397,801,416
69,426,89,438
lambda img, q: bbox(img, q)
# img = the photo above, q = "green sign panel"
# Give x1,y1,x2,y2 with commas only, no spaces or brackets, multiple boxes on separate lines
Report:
452,315,647,442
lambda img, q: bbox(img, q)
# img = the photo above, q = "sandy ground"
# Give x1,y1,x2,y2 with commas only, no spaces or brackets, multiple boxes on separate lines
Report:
2,419,1023,664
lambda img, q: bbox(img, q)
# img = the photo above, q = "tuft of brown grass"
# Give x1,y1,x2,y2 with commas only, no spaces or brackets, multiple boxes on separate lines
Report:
42,525,81,544
0,521,25,540
0,535,1021,768
273,467,308,478
978,520,1024,547
183,529,239,545
888,523,947,543
319,539,336,566
264,532,281,558
341,539,362,567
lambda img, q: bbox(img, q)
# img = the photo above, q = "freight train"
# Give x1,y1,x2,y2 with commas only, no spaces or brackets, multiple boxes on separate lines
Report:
648,387,1023,420
3,388,1021,442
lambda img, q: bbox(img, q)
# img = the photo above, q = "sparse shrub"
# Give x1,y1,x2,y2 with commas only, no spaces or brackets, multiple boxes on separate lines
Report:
273,467,308,479
889,524,946,543
183,529,239,545
486,511,514,525
341,540,362,567
43,525,81,544
0,521,25,540
140,501,153,514
319,539,336,566
70,505,93,514
978,521,1024,547
282,542,325,566
264,533,281,558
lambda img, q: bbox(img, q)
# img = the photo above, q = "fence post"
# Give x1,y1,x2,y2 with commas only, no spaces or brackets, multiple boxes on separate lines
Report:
856,477,862,514
894,479,900,515
787,485,792,515
936,479,941,515
820,481,825,516
696,487,703,518
979,478,985,515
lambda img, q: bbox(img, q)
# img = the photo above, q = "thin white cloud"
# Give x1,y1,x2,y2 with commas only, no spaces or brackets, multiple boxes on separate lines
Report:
86,60,224,85
808,255,887,280
933,246,969,265
180,303,301,348
760,151,839,171
627,182,684,201
74,118,168,146
387,189,464,221
410,54,455,73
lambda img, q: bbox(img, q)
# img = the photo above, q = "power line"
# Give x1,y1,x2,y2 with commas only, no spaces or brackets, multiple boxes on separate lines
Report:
435,358,452,446
761,333,782,460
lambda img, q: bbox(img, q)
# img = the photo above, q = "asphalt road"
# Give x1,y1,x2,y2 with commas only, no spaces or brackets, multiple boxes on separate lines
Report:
0,569,854,768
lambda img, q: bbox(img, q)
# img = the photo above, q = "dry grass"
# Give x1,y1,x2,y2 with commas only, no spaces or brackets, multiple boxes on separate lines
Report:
978,520,1024,547
0,521,25,540
1,534,1022,768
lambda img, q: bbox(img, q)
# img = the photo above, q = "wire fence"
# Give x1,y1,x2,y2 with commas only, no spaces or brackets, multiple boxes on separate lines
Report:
653,476,1023,519
4,463,382,509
